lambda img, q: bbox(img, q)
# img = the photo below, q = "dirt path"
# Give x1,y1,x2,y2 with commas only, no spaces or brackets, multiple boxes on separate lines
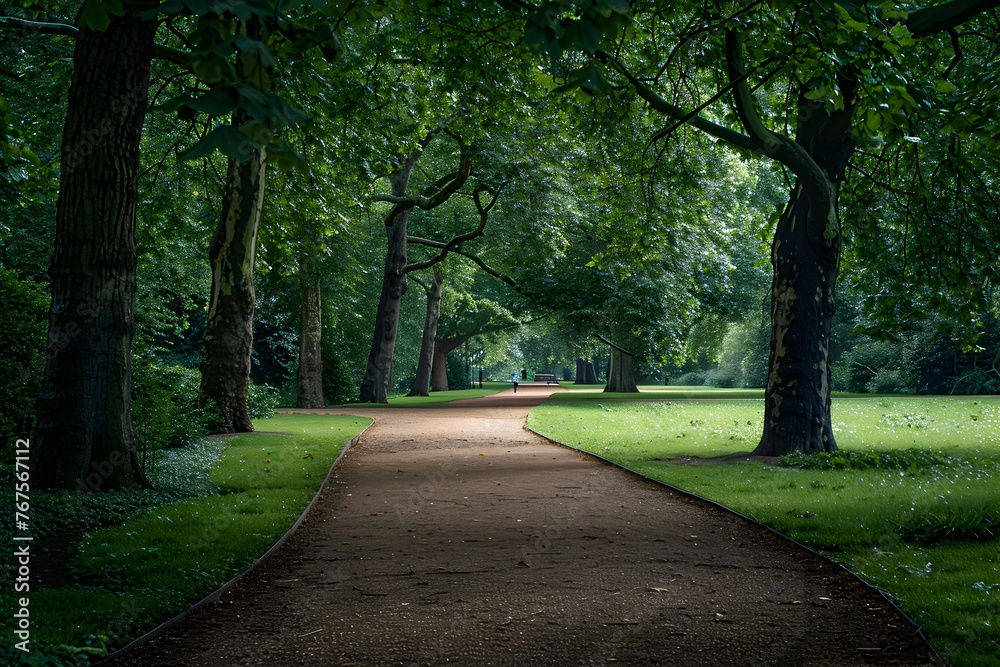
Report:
108,385,939,666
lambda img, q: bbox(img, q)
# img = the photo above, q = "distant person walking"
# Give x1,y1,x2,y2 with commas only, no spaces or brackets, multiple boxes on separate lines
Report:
512,371,520,393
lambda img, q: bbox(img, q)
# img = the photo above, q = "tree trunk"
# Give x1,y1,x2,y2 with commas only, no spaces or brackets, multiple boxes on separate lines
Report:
31,2,156,491
604,347,639,393
431,345,450,392
431,335,466,392
585,360,598,384
197,18,269,433
409,266,443,397
359,159,418,403
754,182,841,455
575,358,587,385
296,257,324,408
753,92,853,455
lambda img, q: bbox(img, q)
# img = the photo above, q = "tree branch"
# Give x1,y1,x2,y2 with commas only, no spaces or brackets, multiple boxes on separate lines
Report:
724,27,830,194
595,333,632,356
406,236,518,289
595,50,760,154
403,184,501,274
0,15,78,37
907,0,1000,37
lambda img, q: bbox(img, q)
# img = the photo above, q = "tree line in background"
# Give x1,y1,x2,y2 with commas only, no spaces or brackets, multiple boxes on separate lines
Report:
1,0,998,490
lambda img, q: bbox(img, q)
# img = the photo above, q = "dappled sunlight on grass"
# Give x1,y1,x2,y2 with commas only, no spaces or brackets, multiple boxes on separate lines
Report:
528,394,1000,666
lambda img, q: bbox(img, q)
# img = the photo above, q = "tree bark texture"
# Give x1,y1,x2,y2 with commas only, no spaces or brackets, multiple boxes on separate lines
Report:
197,18,269,433
409,266,443,397
432,336,467,392
754,94,854,455
604,348,639,393
31,2,156,491
755,182,841,455
296,257,324,408
359,162,416,404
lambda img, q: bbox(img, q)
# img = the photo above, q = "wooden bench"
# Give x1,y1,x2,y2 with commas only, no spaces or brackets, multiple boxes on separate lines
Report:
534,373,557,384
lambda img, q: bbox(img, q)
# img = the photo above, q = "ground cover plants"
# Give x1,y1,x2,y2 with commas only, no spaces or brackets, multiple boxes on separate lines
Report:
0,413,370,665
528,391,1000,666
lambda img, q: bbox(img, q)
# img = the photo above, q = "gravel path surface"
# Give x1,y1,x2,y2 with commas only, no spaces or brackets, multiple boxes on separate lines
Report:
107,385,939,666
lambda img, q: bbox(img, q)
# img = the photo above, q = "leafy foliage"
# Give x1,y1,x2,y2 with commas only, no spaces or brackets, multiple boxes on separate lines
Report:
0,267,47,455
779,448,955,472
899,507,996,545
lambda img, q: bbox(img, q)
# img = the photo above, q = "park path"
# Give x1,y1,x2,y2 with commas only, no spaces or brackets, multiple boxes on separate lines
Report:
108,384,938,666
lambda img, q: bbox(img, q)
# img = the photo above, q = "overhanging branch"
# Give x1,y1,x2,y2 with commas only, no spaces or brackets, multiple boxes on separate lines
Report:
907,0,1000,37
595,49,760,154
595,333,632,356
403,184,502,274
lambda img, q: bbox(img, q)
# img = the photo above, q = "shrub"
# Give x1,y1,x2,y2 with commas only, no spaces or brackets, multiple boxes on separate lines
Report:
673,371,709,386
131,357,211,454
899,507,996,545
0,268,48,453
248,379,278,418
779,448,954,471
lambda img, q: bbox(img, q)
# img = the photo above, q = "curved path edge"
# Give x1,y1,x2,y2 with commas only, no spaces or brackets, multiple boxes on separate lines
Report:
100,424,373,665
524,423,944,664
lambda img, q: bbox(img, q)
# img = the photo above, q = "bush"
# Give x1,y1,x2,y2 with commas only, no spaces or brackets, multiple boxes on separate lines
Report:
248,380,278,418
832,339,912,393
0,268,48,453
673,371,709,386
714,315,770,388
131,358,211,452
899,506,996,545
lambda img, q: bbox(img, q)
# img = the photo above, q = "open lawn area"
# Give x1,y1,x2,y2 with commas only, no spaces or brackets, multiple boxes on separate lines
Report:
528,391,1000,667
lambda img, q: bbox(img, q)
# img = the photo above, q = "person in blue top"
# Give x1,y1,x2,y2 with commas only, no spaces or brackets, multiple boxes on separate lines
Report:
512,371,520,393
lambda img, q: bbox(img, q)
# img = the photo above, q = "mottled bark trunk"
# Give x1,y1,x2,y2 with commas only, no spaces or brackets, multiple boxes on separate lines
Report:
359,163,416,404
31,2,156,491
296,258,324,408
409,266,443,397
754,182,840,455
604,348,639,393
197,18,269,433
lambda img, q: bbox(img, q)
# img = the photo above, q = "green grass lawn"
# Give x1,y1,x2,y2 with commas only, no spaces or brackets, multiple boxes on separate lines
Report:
528,394,1000,667
1,413,370,664
343,382,509,408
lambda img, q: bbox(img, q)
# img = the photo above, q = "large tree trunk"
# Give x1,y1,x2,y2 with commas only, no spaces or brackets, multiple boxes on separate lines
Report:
409,266,443,397
753,88,853,456
197,18,269,433
754,182,840,455
575,358,587,385
296,257,324,408
359,160,418,403
585,360,598,385
31,2,156,491
431,335,466,392
604,348,639,393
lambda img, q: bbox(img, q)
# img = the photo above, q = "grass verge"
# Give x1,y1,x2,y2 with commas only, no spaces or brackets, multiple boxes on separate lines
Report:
343,382,509,407
1,413,370,665
527,395,1000,667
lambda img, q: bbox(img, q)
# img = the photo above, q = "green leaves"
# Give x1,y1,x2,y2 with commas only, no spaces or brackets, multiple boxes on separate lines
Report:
523,0,631,58
78,0,125,31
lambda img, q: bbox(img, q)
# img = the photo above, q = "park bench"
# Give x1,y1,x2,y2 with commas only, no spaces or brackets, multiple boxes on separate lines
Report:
534,373,558,384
